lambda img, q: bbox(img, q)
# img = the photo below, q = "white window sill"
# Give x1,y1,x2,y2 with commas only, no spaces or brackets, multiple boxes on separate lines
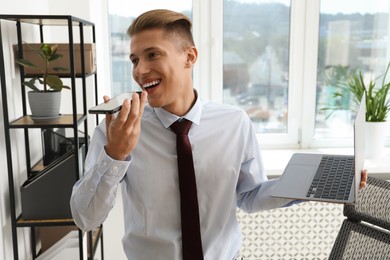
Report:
263,147,390,179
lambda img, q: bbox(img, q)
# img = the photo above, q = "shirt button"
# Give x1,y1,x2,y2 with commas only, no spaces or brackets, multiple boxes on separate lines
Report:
89,188,94,192
109,166,118,176
103,161,108,167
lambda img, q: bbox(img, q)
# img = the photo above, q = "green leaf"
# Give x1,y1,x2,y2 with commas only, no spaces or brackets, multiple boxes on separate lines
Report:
40,44,51,56
22,82,40,91
45,75,70,91
15,59,39,70
48,53,63,62
52,66,69,72
22,78,40,91
46,75,63,88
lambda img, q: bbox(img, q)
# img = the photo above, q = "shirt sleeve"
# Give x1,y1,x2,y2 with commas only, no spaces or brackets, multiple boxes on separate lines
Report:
70,123,130,232
236,113,301,213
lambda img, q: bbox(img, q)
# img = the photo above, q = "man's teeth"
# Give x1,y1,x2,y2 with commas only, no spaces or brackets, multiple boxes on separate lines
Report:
143,80,160,88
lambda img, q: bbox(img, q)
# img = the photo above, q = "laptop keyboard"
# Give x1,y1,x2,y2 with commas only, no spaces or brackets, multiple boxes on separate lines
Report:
306,155,354,200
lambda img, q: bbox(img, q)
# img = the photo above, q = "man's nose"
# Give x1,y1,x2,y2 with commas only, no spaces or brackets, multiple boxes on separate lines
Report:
134,60,150,76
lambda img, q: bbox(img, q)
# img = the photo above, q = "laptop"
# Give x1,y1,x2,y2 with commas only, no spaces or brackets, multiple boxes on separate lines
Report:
270,95,366,204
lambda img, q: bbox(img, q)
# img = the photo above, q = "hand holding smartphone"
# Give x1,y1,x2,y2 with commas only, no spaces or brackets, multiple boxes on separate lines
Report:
89,91,142,114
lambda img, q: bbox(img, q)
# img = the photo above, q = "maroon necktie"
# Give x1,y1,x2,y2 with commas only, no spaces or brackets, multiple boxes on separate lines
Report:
170,119,204,260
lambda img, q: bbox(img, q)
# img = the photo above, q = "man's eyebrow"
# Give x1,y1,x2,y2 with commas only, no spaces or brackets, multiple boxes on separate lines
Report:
130,47,161,59
144,47,159,52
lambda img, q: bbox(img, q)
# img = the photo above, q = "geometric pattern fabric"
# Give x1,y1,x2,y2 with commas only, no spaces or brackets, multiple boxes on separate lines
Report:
236,202,344,259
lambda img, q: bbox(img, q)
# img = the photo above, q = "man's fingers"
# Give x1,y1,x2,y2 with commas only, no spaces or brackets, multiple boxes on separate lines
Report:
103,95,110,103
115,98,131,126
130,92,140,118
122,91,147,128
139,91,148,115
134,91,148,125
103,95,113,132
360,169,368,189
104,92,146,160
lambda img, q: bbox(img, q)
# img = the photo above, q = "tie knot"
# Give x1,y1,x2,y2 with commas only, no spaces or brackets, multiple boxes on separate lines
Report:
170,119,192,135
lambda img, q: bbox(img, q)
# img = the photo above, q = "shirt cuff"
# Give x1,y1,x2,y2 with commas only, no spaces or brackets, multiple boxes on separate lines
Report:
98,148,130,179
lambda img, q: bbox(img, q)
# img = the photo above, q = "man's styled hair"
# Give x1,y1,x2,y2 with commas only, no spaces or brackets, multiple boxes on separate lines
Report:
127,9,195,51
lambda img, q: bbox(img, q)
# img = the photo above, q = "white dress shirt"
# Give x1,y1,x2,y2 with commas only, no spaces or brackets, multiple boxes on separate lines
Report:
70,94,294,260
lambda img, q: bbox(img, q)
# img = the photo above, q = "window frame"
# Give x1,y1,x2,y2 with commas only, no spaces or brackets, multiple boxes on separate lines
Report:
193,0,318,148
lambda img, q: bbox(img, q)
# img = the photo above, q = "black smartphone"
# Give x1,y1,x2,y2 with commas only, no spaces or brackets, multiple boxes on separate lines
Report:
88,91,142,114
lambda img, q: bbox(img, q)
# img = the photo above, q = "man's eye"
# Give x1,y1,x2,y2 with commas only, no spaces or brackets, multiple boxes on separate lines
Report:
131,59,138,65
148,52,158,59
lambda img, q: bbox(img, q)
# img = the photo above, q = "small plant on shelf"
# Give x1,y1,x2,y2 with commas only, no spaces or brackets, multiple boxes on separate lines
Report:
15,43,70,92
15,43,70,118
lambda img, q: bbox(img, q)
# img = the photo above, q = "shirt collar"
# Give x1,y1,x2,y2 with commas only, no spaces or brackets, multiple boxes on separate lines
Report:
154,90,203,129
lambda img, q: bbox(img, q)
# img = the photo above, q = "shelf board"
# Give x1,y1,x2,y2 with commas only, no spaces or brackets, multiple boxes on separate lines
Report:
32,159,45,172
0,15,94,26
25,71,97,78
9,114,86,128
16,215,75,227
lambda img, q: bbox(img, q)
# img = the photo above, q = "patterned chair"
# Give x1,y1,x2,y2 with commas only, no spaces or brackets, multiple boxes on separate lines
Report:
329,176,390,259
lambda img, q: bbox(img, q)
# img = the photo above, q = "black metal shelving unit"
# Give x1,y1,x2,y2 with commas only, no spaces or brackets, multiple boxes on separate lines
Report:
0,15,103,260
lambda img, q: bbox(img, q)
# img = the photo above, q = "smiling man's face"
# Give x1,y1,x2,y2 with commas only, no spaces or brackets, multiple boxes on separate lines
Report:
130,28,197,116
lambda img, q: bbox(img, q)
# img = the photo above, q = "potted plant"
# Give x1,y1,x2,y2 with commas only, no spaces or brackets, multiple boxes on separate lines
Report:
323,62,390,158
15,43,70,120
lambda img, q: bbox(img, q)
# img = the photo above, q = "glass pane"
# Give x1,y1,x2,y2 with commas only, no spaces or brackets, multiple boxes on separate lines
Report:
315,0,390,138
108,1,192,97
223,0,291,133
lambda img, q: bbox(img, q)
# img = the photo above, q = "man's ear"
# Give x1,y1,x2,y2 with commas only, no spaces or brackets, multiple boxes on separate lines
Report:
185,46,198,68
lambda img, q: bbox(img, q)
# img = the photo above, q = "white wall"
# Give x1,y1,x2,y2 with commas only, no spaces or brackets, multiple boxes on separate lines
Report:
0,1,119,259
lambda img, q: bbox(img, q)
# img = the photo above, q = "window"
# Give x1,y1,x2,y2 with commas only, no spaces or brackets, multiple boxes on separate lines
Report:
315,0,390,140
108,0,390,149
223,0,291,134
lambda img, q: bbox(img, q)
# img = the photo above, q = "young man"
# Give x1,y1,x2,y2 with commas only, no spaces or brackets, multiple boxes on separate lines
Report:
70,9,367,260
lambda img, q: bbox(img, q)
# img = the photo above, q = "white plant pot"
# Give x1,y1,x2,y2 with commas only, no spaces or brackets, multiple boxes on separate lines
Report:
365,121,389,159
28,91,62,117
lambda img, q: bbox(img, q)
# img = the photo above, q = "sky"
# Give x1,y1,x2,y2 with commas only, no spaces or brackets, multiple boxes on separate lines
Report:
108,0,390,17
